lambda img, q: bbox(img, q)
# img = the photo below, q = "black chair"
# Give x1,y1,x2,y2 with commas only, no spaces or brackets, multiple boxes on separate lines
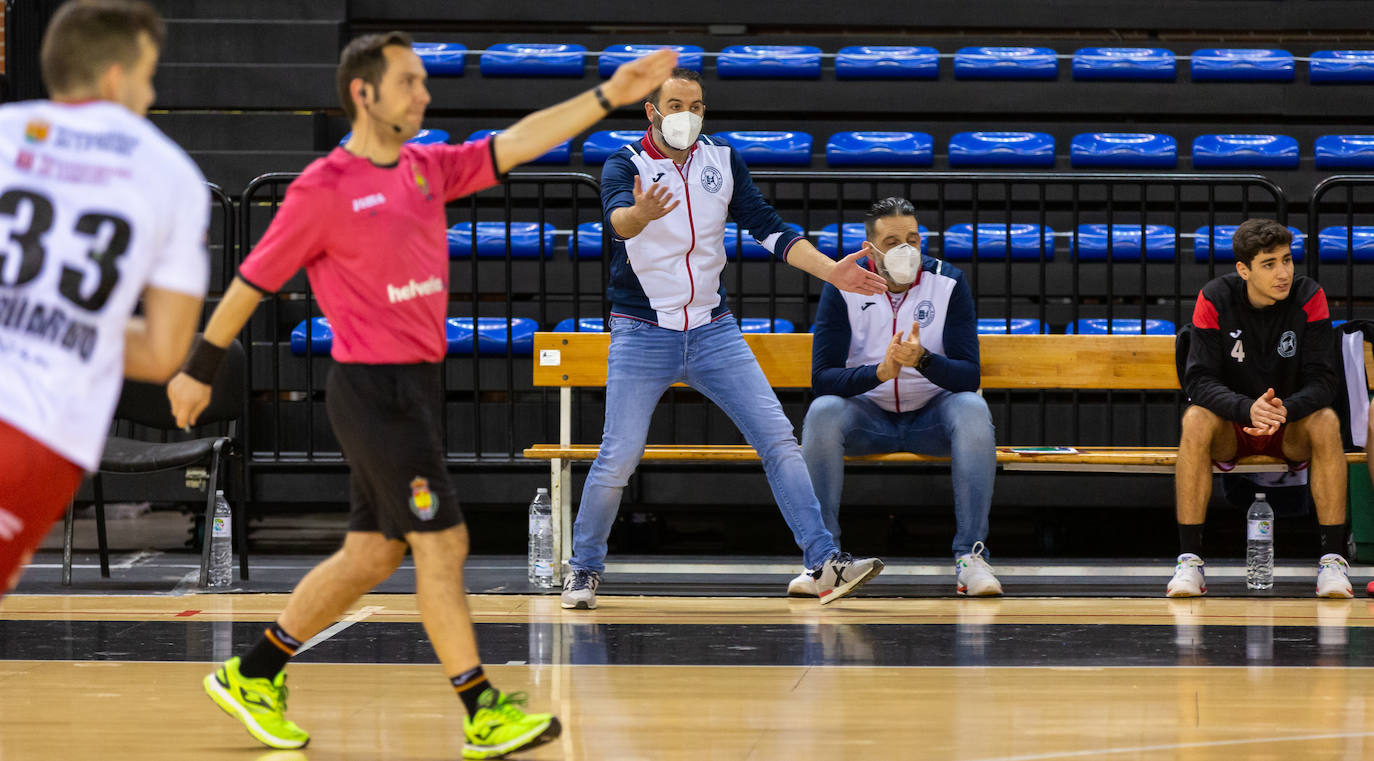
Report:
62,339,248,588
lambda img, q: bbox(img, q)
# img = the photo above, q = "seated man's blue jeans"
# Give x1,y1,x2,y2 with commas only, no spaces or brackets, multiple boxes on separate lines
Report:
570,317,839,574
801,391,996,558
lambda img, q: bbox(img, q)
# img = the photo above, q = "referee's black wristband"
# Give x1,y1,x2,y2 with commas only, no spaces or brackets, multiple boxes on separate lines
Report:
593,85,613,112
182,336,227,385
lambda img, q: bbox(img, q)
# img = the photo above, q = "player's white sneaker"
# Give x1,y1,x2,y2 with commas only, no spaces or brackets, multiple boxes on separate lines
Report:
787,569,818,597
955,542,1003,596
1166,553,1206,597
1316,553,1354,599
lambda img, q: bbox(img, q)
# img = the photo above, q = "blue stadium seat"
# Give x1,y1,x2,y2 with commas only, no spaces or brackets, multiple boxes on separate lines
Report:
553,317,605,332
714,131,812,166
1070,133,1177,169
1190,49,1294,82
572,221,606,259
1191,134,1299,169
814,222,930,257
943,224,1055,260
599,44,703,76
1317,227,1374,262
339,128,449,146
1074,224,1177,261
1310,50,1374,83
447,222,557,259
1069,318,1176,335
953,47,1058,80
976,318,1048,335
834,46,939,79
446,317,539,356
1193,225,1306,262
739,318,796,334
948,132,1055,168
479,43,586,77
1315,135,1374,169
1072,47,1176,81
717,45,822,79
413,43,466,76
825,131,933,167
289,317,333,356
723,222,805,259
582,130,642,164
467,129,569,164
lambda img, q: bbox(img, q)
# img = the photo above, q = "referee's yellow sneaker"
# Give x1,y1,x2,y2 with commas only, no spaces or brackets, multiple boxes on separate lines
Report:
203,656,311,749
463,689,561,759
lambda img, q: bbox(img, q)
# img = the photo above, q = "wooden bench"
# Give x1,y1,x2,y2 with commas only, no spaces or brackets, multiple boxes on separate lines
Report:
525,332,1373,577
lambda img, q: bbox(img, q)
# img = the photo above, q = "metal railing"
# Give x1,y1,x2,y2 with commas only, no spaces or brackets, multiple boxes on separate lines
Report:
224,168,1366,467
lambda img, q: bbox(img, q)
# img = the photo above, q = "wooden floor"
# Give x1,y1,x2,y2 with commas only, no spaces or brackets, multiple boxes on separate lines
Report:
4,595,1374,760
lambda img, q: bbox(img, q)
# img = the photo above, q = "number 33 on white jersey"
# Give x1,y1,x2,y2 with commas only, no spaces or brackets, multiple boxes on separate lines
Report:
0,100,209,470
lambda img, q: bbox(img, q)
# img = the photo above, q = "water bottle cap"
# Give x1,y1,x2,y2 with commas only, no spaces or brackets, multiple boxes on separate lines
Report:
1255,492,1266,499
536,487,549,494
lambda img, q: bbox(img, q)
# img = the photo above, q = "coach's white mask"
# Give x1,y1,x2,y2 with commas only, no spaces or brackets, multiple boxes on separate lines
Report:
653,105,703,151
879,242,921,286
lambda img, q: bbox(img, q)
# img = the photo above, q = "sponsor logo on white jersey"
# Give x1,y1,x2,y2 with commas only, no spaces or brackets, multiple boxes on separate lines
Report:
386,276,443,304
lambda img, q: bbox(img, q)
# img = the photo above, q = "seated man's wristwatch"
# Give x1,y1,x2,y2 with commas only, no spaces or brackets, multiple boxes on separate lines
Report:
914,350,933,372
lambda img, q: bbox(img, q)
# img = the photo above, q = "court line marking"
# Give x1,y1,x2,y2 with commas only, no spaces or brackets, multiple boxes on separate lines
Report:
295,605,384,655
966,730,1374,761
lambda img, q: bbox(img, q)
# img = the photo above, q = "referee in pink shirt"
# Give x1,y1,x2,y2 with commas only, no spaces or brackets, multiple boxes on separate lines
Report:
167,32,675,758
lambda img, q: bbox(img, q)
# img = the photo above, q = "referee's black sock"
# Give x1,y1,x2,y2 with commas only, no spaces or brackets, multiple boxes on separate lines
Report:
1318,523,1348,557
1178,523,1205,558
238,621,302,680
452,665,494,716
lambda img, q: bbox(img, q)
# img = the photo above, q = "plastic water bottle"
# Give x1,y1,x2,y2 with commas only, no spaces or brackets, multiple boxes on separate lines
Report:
528,488,554,588
208,490,233,588
1246,492,1274,590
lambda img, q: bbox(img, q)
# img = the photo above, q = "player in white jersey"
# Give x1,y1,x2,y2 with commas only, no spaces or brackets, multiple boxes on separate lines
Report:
0,0,209,597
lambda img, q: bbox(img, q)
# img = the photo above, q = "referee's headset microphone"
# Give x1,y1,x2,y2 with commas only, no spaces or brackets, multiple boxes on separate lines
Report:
362,83,404,136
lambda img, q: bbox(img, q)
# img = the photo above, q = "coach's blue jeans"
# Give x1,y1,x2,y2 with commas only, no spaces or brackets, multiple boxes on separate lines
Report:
570,316,838,574
801,391,996,558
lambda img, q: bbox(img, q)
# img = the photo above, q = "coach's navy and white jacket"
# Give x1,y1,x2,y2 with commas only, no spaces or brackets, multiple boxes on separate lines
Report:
602,130,804,331
812,256,981,413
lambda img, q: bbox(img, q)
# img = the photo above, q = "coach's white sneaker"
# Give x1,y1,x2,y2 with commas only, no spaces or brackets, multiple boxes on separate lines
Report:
814,552,884,605
1165,553,1206,597
787,569,818,597
560,569,600,610
1316,554,1354,599
955,542,1003,596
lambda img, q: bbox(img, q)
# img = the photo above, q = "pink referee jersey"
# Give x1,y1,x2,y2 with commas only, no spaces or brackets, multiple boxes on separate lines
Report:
238,138,501,363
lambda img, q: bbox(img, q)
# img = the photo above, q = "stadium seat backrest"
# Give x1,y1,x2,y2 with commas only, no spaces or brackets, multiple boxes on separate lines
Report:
825,131,933,167
1192,134,1299,169
1190,48,1294,82
954,46,1058,80
717,45,822,79
1070,132,1177,169
480,43,586,77
1314,135,1374,169
714,131,812,166
412,43,466,76
834,46,939,79
1072,47,1176,81
1310,50,1374,83
599,44,704,76
949,131,1055,168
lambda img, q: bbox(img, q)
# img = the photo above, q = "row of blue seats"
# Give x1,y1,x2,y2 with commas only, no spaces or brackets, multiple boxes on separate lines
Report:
287,316,1189,356
445,221,1374,262
356,129,1374,170
414,43,1374,83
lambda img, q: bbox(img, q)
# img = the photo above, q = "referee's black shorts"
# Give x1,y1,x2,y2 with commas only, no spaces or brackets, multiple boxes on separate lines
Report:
325,362,463,540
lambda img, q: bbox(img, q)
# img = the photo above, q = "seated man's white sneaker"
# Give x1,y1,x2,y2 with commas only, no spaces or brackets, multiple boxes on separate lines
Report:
1316,553,1354,599
1166,553,1206,597
955,542,1003,596
787,569,818,597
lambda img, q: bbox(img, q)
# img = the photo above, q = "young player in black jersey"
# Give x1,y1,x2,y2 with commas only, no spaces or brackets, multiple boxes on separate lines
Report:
1168,218,1352,598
